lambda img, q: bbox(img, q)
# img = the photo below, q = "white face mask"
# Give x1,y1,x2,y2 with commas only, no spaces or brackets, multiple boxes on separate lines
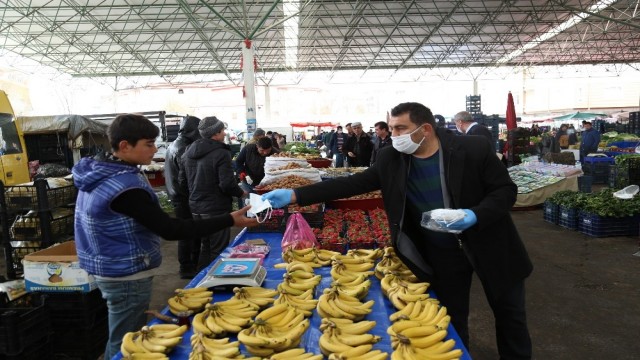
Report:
391,126,425,154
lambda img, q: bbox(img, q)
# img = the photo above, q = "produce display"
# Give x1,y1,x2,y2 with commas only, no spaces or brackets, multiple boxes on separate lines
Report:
257,175,315,190
508,169,565,194
320,167,368,179
120,323,189,358
314,209,391,252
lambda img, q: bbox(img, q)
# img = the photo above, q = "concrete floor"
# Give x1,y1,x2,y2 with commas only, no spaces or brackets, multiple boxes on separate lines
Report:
4,208,640,359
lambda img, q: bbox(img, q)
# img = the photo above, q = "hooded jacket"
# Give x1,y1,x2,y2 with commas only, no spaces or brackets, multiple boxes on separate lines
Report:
294,128,532,300
179,138,244,214
164,116,201,202
73,157,161,277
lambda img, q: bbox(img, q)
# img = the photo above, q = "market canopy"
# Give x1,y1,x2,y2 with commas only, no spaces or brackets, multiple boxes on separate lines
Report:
552,112,608,121
16,115,109,140
290,122,339,128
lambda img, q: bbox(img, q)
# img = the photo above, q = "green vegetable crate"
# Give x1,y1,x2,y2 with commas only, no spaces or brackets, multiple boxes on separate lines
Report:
543,201,559,225
578,212,640,237
558,206,579,230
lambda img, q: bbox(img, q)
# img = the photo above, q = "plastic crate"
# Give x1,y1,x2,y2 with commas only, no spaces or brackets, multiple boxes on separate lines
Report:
577,176,592,193
583,156,615,164
0,292,51,356
4,182,76,213
328,197,384,210
10,210,74,240
347,240,377,250
5,334,51,360
9,244,44,274
579,212,640,237
45,289,107,328
558,206,579,230
286,203,325,228
543,201,559,224
52,316,108,360
317,238,348,254
247,209,285,233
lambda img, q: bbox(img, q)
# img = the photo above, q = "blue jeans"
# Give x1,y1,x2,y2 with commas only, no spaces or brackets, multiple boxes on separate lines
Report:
334,153,345,168
96,277,153,360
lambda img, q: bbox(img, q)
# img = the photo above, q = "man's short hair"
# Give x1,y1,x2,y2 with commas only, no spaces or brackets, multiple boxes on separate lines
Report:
374,121,389,131
336,126,343,130
257,136,273,149
453,111,474,123
345,123,352,128
390,102,436,127
108,114,159,151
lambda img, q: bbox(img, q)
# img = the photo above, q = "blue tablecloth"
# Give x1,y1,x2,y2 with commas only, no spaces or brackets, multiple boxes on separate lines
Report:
114,229,472,359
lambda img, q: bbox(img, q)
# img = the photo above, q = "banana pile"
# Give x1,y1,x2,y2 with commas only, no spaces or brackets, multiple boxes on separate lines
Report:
345,248,384,261
274,262,320,316
232,286,279,308
238,303,310,357
318,319,386,358
168,287,213,316
374,247,418,281
390,334,462,360
189,332,260,360
317,287,374,321
277,246,341,267
192,298,260,336
264,347,323,360
120,323,188,358
381,273,434,310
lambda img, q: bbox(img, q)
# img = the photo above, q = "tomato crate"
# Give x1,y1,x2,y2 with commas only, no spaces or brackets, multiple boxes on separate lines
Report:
45,289,107,328
0,292,51,356
247,209,285,233
558,206,579,230
543,201,559,225
578,212,640,237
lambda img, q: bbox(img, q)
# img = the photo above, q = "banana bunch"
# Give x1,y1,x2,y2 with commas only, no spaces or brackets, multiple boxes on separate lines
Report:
277,272,322,295
374,250,406,280
188,332,251,360
232,286,279,308
318,319,382,356
120,324,188,357
326,344,388,360
389,300,446,325
192,299,259,336
346,248,384,261
265,348,323,360
330,261,375,280
316,288,374,321
278,247,341,267
382,277,434,310
391,333,462,360
168,288,213,316
275,288,318,317
238,304,310,357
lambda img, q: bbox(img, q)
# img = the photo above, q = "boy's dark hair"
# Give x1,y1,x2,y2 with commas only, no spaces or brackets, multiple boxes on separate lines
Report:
108,114,159,151
374,121,389,131
390,102,436,127
256,136,273,149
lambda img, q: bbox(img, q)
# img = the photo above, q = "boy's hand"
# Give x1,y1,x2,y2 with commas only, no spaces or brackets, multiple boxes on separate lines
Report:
231,205,259,227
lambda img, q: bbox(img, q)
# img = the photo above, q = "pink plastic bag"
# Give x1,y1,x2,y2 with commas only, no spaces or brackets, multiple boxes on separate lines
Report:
281,213,320,250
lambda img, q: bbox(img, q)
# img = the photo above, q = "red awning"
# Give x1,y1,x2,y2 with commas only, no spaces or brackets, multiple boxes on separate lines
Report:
290,121,339,127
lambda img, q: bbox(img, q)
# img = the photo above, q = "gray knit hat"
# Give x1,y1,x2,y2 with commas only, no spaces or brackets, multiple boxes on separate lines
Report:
198,116,225,139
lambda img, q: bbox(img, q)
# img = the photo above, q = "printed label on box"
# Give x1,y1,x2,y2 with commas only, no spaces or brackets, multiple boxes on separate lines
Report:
24,260,97,292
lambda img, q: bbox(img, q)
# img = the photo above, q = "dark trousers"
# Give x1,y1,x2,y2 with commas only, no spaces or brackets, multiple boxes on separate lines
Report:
173,202,200,274
424,243,532,360
192,213,231,271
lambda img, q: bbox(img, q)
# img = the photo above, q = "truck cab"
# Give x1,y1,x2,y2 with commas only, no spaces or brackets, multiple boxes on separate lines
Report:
0,90,30,185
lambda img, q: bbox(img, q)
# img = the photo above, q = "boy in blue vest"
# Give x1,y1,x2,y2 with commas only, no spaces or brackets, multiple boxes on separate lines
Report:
72,114,258,359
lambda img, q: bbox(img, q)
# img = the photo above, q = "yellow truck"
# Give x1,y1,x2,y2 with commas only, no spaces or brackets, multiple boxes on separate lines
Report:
0,90,31,185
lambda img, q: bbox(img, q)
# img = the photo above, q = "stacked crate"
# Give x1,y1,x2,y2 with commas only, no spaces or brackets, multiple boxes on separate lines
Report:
0,293,51,360
465,95,482,117
582,156,615,184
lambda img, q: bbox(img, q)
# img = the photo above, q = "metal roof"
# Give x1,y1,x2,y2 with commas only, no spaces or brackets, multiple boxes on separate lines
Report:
1,0,639,88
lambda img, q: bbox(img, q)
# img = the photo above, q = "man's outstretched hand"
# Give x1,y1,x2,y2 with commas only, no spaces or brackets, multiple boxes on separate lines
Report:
231,205,259,227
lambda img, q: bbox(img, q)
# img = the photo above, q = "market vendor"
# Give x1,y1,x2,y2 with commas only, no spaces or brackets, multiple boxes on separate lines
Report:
235,136,280,192
263,102,533,359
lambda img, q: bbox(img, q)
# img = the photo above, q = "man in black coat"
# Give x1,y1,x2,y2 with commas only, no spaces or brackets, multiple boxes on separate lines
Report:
344,121,373,167
235,136,279,190
454,111,496,152
163,115,201,278
264,102,533,359
179,116,247,270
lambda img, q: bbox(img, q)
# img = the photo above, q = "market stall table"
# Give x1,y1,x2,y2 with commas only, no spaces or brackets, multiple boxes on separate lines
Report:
113,229,471,360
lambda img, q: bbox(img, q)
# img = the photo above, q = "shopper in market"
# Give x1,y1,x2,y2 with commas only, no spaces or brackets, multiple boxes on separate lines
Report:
180,116,249,271
453,110,495,152
164,115,202,279
370,120,392,165
329,125,349,168
555,124,570,149
263,102,533,359
579,121,601,162
345,121,374,167
72,114,258,360
247,128,266,144
235,136,280,192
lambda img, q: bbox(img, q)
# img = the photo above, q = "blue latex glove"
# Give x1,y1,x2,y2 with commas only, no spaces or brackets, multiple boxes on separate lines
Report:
446,209,477,231
261,189,294,208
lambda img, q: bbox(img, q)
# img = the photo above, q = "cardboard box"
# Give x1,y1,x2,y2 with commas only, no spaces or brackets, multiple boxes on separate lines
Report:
23,241,97,292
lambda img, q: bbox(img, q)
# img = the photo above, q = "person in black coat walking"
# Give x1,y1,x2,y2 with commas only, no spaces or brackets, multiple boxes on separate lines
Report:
454,111,496,152
344,121,373,167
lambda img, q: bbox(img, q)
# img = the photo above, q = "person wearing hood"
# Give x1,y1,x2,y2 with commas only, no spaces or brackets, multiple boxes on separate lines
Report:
179,116,248,271
72,114,257,360
164,115,202,279
262,102,532,359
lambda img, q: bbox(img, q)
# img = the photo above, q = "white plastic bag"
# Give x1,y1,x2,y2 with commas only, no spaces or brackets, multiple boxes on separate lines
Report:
421,209,466,234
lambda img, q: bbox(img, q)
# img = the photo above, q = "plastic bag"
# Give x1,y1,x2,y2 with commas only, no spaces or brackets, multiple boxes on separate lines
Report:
281,213,320,250
421,209,466,234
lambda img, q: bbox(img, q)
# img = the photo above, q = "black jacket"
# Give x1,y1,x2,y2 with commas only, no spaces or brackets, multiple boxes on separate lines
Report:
179,138,244,214
295,128,532,300
235,143,279,185
466,124,495,152
370,135,392,165
345,133,374,167
164,116,201,202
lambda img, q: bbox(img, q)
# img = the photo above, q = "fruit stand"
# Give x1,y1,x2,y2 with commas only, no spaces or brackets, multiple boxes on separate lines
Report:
113,229,472,359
